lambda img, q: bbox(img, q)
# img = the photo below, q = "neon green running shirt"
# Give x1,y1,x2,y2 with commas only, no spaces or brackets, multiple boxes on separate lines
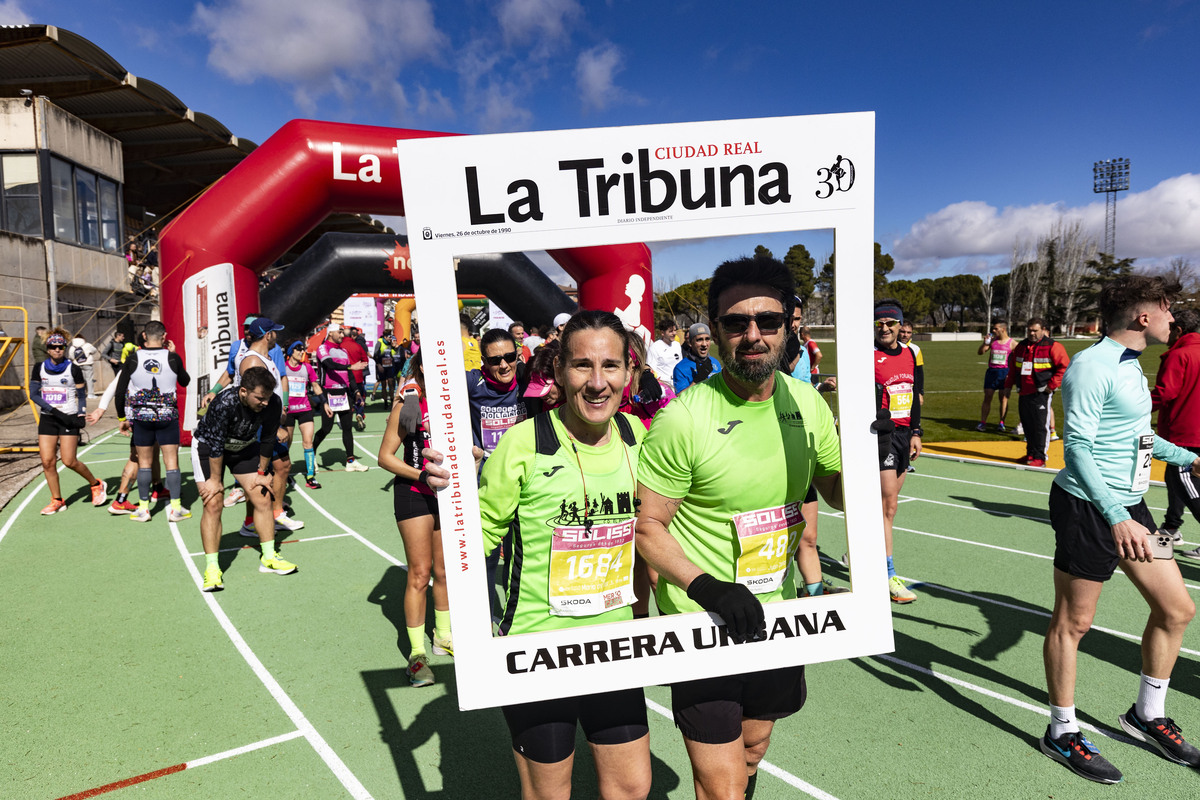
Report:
479,410,645,635
638,372,842,615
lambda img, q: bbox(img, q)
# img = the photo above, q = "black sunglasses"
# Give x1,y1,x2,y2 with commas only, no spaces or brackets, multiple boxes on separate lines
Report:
484,351,518,366
47,344,66,350
716,312,786,335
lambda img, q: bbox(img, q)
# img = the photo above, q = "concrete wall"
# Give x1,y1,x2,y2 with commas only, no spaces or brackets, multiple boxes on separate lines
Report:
0,98,36,149
40,99,123,181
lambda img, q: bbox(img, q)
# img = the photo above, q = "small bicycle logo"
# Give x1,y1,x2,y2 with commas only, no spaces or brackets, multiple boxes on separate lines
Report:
816,155,855,199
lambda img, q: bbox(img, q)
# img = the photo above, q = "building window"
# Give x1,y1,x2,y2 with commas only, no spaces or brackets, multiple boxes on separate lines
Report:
99,178,120,252
50,156,75,242
44,154,122,253
1,154,41,236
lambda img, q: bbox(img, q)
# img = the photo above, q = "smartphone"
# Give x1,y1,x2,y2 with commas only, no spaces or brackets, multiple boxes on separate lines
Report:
1148,531,1176,560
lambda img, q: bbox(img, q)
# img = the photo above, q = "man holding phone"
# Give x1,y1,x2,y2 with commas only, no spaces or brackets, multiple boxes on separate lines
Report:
1040,275,1200,783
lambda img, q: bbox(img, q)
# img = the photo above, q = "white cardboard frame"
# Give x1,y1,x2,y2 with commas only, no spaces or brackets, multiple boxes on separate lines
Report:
395,113,891,711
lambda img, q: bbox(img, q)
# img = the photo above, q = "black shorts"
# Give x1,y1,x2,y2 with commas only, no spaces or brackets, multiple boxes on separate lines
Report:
502,687,648,764
983,368,1009,392
803,484,818,504
879,427,912,474
131,419,180,447
284,409,315,426
38,415,82,437
191,440,262,482
1049,482,1159,581
671,664,807,744
394,483,439,522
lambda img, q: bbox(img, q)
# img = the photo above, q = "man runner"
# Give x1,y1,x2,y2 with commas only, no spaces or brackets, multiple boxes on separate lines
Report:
1006,318,1069,467
977,321,1016,431
873,299,921,603
192,366,298,591
113,321,191,522
313,323,368,472
1040,275,1200,782
637,255,843,800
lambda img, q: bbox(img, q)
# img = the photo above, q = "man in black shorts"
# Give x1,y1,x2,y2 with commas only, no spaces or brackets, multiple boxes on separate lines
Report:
192,366,298,592
636,254,844,799
114,321,190,523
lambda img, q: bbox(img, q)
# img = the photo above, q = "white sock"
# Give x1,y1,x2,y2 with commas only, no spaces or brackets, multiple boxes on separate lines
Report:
1136,673,1169,721
1049,704,1078,739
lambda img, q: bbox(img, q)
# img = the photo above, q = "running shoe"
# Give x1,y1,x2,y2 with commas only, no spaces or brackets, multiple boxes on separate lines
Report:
1050,430,1061,442
408,654,434,687
239,521,258,538
354,415,366,431
1161,527,1182,543
1040,727,1122,783
168,506,192,522
130,507,152,523
975,422,987,432
40,498,67,515
1181,546,1200,560
1119,705,1200,766
998,421,1007,432
90,479,108,506
822,579,850,595
432,635,454,657
274,512,304,532
224,487,246,507
259,554,298,575
1027,458,1047,468
150,484,168,502
905,465,916,473
202,565,224,592
108,499,138,515
840,552,851,568
1016,423,1024,435
305,476,322,490
889,576,916,604
346,460,369,472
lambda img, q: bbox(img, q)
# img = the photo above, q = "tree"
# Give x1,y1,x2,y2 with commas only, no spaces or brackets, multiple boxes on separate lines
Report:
1076,252,1136,326
874,242,895,296
981,274,995,327
754,244,774,260
783,243,817,304
887,279,932,324
654,277,711,325
1160,256,1198,294
814,253,836,321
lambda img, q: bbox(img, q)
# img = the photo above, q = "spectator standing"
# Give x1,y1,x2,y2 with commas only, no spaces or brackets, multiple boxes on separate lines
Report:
1006,318,1070,467
647,316,682,383
30,326,48,367
672,322,722,393
70,335,99,397
1150,308,1200,553
102,331,126,376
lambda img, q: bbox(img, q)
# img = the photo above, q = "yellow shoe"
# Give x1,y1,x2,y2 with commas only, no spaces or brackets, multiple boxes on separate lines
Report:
259,554,298,575
202,565,224,592
889,576,916,604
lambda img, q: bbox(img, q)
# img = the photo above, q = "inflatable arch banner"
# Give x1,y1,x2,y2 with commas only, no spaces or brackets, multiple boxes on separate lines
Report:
159,120,654,441
393,112,890,710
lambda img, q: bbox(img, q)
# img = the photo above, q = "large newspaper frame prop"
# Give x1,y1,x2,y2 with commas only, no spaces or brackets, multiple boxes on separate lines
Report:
396,113,891,710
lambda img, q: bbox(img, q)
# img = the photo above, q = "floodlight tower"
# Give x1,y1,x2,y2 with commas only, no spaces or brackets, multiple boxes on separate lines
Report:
1093,158,1130,257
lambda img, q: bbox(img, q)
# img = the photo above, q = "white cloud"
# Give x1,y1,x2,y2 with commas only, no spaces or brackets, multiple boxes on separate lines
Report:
892,173,1200,273
193,0,447,106
0,1,31,25
495,0,581,52
575,42,630,112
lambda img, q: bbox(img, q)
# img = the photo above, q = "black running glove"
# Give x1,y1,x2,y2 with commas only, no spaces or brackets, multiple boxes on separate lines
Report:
397,391,421,434
637,369,662,403
686,573,766,643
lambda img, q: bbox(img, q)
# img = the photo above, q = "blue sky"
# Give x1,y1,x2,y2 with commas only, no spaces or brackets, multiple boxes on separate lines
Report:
9,0,1200,288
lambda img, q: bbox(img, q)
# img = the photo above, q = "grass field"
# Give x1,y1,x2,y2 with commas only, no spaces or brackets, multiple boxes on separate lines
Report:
813,337,1168,443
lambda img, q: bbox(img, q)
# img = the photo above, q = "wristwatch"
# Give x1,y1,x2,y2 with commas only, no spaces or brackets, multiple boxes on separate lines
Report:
910,427,923,437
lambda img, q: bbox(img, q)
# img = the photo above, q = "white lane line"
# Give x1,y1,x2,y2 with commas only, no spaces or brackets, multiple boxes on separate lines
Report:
167,519,374,800
0,430,119,548
293,484,407,569
895,577,1200,659
900,494,1050,524
186,729,306,768
909,471,1169,512
643,698,839,800
871,654,1137,746
186,532,354,557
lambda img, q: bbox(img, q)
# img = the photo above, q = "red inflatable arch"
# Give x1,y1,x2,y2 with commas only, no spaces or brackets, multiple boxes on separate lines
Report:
158,119,652,441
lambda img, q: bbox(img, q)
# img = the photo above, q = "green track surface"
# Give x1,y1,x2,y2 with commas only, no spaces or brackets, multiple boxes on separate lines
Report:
3,405,1199,799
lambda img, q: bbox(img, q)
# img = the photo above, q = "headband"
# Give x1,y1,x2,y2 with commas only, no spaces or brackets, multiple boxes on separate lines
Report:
46,333,67,346
873,304,903,323
287,340,305,356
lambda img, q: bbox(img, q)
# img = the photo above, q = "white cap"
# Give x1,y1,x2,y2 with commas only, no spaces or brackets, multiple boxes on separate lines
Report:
553,312,571,329
326,322,341,333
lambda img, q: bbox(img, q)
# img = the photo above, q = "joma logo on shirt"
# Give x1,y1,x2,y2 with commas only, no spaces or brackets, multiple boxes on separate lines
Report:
717,420,743,434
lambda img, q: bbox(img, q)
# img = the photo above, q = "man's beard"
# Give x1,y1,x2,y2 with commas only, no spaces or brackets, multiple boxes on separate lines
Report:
717,336,784,384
